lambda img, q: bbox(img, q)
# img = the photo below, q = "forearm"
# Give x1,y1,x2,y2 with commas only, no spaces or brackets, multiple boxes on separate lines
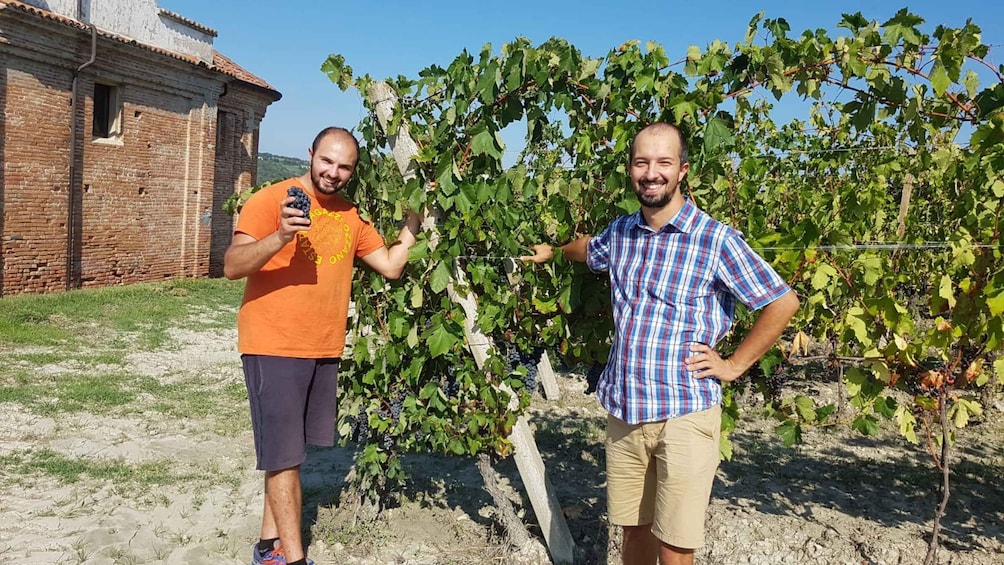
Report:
223,232,288,280
368,211,423,279
559,237,591,262
727,290,800,372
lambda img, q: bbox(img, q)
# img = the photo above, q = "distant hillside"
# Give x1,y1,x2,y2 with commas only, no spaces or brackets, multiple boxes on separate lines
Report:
257,152,308,184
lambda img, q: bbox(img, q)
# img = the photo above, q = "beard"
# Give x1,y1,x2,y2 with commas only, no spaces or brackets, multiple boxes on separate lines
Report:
311,168,342,195
636,191,671,208
634,183,675,208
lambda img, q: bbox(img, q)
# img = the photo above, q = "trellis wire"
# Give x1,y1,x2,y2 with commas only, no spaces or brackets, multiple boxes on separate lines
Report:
454,241,1000,263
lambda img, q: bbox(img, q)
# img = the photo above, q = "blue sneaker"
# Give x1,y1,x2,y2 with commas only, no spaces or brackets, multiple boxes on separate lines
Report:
251,541,314,565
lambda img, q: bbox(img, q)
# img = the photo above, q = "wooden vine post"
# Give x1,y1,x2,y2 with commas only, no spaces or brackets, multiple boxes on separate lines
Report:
367,81,575,564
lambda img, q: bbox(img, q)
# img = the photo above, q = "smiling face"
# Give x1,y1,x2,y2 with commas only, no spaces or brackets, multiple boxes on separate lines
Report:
308,131,359,196
629,125,690,210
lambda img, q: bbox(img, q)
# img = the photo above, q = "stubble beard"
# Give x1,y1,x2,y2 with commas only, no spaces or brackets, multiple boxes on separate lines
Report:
311,168,341,195
634,182,675,209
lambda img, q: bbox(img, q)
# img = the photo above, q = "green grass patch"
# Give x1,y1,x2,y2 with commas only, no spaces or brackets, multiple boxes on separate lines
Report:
0,448,174,485
1,371,249,432
0,373,137,415
0,278,244,350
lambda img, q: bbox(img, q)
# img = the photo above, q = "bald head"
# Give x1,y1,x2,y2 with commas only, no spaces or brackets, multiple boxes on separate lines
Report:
311,126,360,156
630,123,689,165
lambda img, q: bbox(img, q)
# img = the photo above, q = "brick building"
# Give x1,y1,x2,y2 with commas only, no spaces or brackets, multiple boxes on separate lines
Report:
0,0,280,295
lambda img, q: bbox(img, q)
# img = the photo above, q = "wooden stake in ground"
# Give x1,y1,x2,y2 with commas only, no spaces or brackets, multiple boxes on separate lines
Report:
366,81,575,565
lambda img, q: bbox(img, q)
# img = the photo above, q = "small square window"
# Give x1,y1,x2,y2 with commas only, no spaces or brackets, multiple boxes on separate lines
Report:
92,83,122,139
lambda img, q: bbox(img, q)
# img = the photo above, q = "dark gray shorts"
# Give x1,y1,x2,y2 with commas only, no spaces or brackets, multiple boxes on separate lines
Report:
242,354,340,471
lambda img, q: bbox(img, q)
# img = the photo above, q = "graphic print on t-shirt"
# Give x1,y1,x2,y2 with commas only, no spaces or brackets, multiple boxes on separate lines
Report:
297,208,354,265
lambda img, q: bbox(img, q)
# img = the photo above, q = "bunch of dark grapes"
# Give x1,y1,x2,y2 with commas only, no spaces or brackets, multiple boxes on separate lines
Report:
524,363,539,394
505,345,521,367
351,405,369,443
903,376,924,396
585,363,605,395
505,345,544,394
440,364,462,398
286,186,311,224
381,433,394,451
764,364,791,405
390,393,404,423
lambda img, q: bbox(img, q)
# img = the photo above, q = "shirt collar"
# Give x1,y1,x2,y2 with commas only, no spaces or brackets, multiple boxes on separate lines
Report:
631,197,698,234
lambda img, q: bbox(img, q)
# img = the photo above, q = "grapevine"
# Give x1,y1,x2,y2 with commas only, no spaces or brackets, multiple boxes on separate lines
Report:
305,10,1004,558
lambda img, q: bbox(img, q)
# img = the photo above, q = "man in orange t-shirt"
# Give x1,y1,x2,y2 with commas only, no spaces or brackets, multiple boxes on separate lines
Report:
224,126,424,565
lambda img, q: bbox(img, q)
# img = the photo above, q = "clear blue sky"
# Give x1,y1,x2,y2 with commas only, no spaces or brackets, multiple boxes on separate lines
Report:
159,0,1003,159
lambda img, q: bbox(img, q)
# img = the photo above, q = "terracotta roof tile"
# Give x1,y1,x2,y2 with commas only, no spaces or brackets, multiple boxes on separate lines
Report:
158,8,217,37
212,50,275,92
0,1,278,96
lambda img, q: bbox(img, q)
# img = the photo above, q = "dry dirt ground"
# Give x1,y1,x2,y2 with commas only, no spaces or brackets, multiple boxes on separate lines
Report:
1,326,1002,564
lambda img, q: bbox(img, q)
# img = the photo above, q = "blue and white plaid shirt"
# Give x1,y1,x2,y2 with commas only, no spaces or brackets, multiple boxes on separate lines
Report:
587,198,790,424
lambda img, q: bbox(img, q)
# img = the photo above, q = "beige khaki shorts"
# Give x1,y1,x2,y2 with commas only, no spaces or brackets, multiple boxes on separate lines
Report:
605,405,722,549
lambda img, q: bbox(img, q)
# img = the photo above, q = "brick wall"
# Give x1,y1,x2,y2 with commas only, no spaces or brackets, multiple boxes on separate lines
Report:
0,6,276,295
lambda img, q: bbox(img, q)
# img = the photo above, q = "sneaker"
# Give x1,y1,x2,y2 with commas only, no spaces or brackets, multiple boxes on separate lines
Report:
251,541,314,565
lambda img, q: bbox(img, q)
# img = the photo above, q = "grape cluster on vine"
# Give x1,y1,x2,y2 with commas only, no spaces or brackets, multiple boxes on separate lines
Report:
441,365,462,398
763,363,792,405
585,363,605,395
505,344,544,393
347,405,369,443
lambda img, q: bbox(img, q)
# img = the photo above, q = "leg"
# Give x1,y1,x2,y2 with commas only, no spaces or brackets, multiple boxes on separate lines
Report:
622,524,659,565
243,355,317,560
265,466,305,561
658,542,695,565
606,415,664,565
651,406,722,564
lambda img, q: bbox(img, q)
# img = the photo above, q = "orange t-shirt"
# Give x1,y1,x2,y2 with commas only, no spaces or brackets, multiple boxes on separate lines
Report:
234,178,385,358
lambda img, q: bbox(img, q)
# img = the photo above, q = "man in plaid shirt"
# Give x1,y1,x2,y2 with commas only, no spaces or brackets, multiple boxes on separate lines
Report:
523,122,799,565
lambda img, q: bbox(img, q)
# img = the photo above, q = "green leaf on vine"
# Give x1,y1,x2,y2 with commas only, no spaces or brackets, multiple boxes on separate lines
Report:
321,54,354,91
873,395,897,418
950,397,983,428
388,311,409,338
811,263,837,290
719,435,734,461
425,323,458,358
775,420,801,446
894,405,918,444
815,404,836,423
987,291,1004,317
937,275,956,309
844,366,866,397
930,63,951,97
794,395,816,423
407,325,419,348
430,262,453,294
471,130,502,158
852,414,880,436
845,307,870,344
856,254,883,286
704,117,734,152
994,358,1004,381
410,284,423,308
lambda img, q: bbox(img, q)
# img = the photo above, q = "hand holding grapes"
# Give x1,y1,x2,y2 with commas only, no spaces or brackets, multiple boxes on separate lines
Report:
277,186,311,243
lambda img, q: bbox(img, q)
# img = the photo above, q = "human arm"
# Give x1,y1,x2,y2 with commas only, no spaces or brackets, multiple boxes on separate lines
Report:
520,236,592,264
686,289,800,382
222,196,309,280
358,210,424,280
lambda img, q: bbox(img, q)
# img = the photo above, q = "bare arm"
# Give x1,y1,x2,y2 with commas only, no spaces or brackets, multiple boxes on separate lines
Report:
223,196,308,280
687,290,800,382
358,210,424,280
520,236,592,264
